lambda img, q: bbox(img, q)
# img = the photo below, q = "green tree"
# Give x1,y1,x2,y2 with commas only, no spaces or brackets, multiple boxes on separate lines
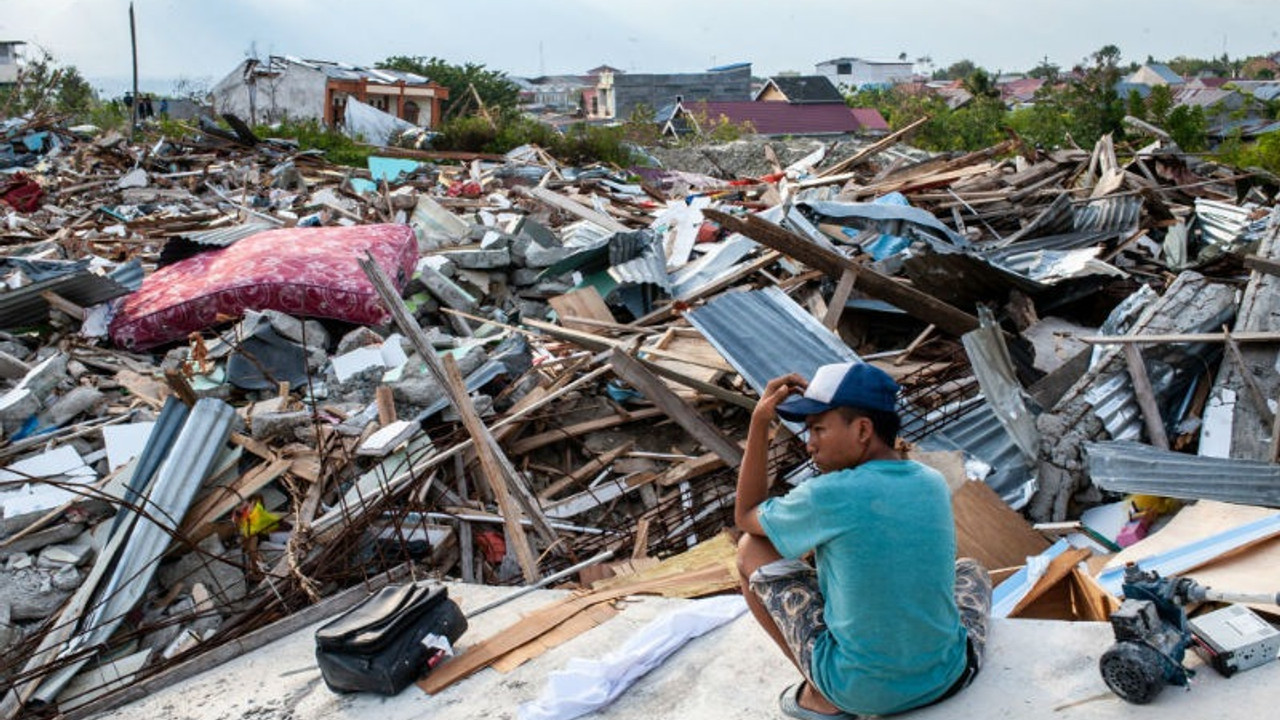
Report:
377,56,519,119
962,68,1000,99
1028,58,1060,83
1126,88,1147,120
933,59,978,81
1166,105,1207,151
1059,44,1126,146
1147,84,1174,127
0,47,98,118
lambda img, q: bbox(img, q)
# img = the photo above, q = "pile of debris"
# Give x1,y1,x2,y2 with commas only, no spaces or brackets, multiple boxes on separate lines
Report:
1,110,1278,717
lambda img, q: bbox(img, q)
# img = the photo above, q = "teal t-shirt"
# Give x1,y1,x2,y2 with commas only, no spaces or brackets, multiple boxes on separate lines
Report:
757,459,967,715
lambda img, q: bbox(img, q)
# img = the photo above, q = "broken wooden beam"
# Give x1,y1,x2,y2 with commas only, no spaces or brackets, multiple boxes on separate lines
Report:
704,209,980,337
607,348,744,467
1122,344,1170,450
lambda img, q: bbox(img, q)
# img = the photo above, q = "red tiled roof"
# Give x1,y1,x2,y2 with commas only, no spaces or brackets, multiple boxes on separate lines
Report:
683,101,869,135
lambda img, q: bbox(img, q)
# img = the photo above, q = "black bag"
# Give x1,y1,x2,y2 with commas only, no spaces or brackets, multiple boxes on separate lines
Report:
314,582,467,695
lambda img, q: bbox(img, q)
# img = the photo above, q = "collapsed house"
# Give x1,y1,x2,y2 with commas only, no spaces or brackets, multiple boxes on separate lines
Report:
1,107,1279,718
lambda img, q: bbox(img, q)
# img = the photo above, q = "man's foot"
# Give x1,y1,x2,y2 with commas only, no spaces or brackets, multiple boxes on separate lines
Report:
779,681,858,720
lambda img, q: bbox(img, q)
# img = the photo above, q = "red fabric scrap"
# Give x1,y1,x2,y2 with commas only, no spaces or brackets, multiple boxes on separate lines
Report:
0,173,43,213
475,530,507,564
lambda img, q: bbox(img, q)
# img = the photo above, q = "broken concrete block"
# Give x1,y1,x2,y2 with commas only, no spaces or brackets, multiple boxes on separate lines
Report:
249,410,312,441
511,268,543,287
410,194,470,248
260,309,330,351
5,553,32,571
479,230,511,250
19,352,69,398
44,386,105,426
442,394,494,421
37,543,94,568
1,568,73,620
0,388,39,435
335,326,385,356
356,419,421,457
0,602,16,655
0,349,30,380
49,564,81,591
511,234,575,268
158,535,247,608
442,248,511,270
419,263,478,313
0,522,84,558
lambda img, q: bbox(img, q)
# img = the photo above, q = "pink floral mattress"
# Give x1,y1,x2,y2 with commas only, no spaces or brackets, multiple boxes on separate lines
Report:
110,224,417,350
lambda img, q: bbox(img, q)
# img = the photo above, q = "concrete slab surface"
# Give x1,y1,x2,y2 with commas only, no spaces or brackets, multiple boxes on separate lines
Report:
87,581,1280,720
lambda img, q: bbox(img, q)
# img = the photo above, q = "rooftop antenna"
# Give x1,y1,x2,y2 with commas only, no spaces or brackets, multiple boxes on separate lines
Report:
539,40,545,76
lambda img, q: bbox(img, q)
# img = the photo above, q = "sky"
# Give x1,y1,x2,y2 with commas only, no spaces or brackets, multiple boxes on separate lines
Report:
4,0,1280,98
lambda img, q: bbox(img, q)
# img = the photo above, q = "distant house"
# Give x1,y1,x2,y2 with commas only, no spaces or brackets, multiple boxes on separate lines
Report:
1124,63,1185,88
999,77,1045,106
596,63,752,121
816,57,914,90
514,74,593,113
662,100,885,138
0,40,25,86
754,75,845,104
209,55,449,129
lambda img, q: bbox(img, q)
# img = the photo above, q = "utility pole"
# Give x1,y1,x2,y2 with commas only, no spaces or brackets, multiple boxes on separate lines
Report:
129,2,138,139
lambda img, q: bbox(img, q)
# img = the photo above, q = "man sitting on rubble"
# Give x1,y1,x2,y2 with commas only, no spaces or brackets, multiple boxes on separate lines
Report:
735,362,991,719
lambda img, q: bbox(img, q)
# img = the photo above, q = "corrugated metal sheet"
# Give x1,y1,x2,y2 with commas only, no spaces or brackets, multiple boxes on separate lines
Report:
185,221,276,247
0,272,131,329
669,234,758,299
1075,196,1142,235
915,402,1036,508
1085,440,1280,507
107,258,144,292
1195,198,1269,249
800,199,968,248
32,398,236,704
685,285,857,394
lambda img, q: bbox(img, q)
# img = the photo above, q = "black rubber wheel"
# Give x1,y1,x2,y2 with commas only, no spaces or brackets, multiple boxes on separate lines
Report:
1100,641,1165,704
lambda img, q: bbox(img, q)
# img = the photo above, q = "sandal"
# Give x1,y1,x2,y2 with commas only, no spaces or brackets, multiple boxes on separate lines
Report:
779,681,859,720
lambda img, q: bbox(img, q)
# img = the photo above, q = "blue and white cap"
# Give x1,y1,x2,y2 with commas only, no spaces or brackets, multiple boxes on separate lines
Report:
775,361,899,421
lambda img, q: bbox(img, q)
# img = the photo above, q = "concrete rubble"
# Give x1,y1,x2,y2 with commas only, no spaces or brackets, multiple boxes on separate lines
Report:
1,110,1279,718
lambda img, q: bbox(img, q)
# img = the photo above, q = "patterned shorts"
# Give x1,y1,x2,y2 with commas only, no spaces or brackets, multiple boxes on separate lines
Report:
748,557,993,687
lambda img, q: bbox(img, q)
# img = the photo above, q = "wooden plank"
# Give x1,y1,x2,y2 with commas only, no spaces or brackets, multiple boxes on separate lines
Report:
813,115,931,179
507,406,683,457
704,210,980,337
1223,327,1276,427
419,563,735,694
524,186,628,232
821,267,858,330
490,602,619,672
548,286,616,332
1244,253,1280,278
607,349,743,466
360,255,557,576
178,456,293,542
1008,547,1093,619
539,440,635,501
1078,331,1280,344
952,481,1051,571
1123,343,1170,450
442,354,541,583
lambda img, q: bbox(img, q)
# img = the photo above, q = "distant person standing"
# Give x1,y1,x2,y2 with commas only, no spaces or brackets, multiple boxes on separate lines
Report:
139,94,154,120
159,97,169,118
